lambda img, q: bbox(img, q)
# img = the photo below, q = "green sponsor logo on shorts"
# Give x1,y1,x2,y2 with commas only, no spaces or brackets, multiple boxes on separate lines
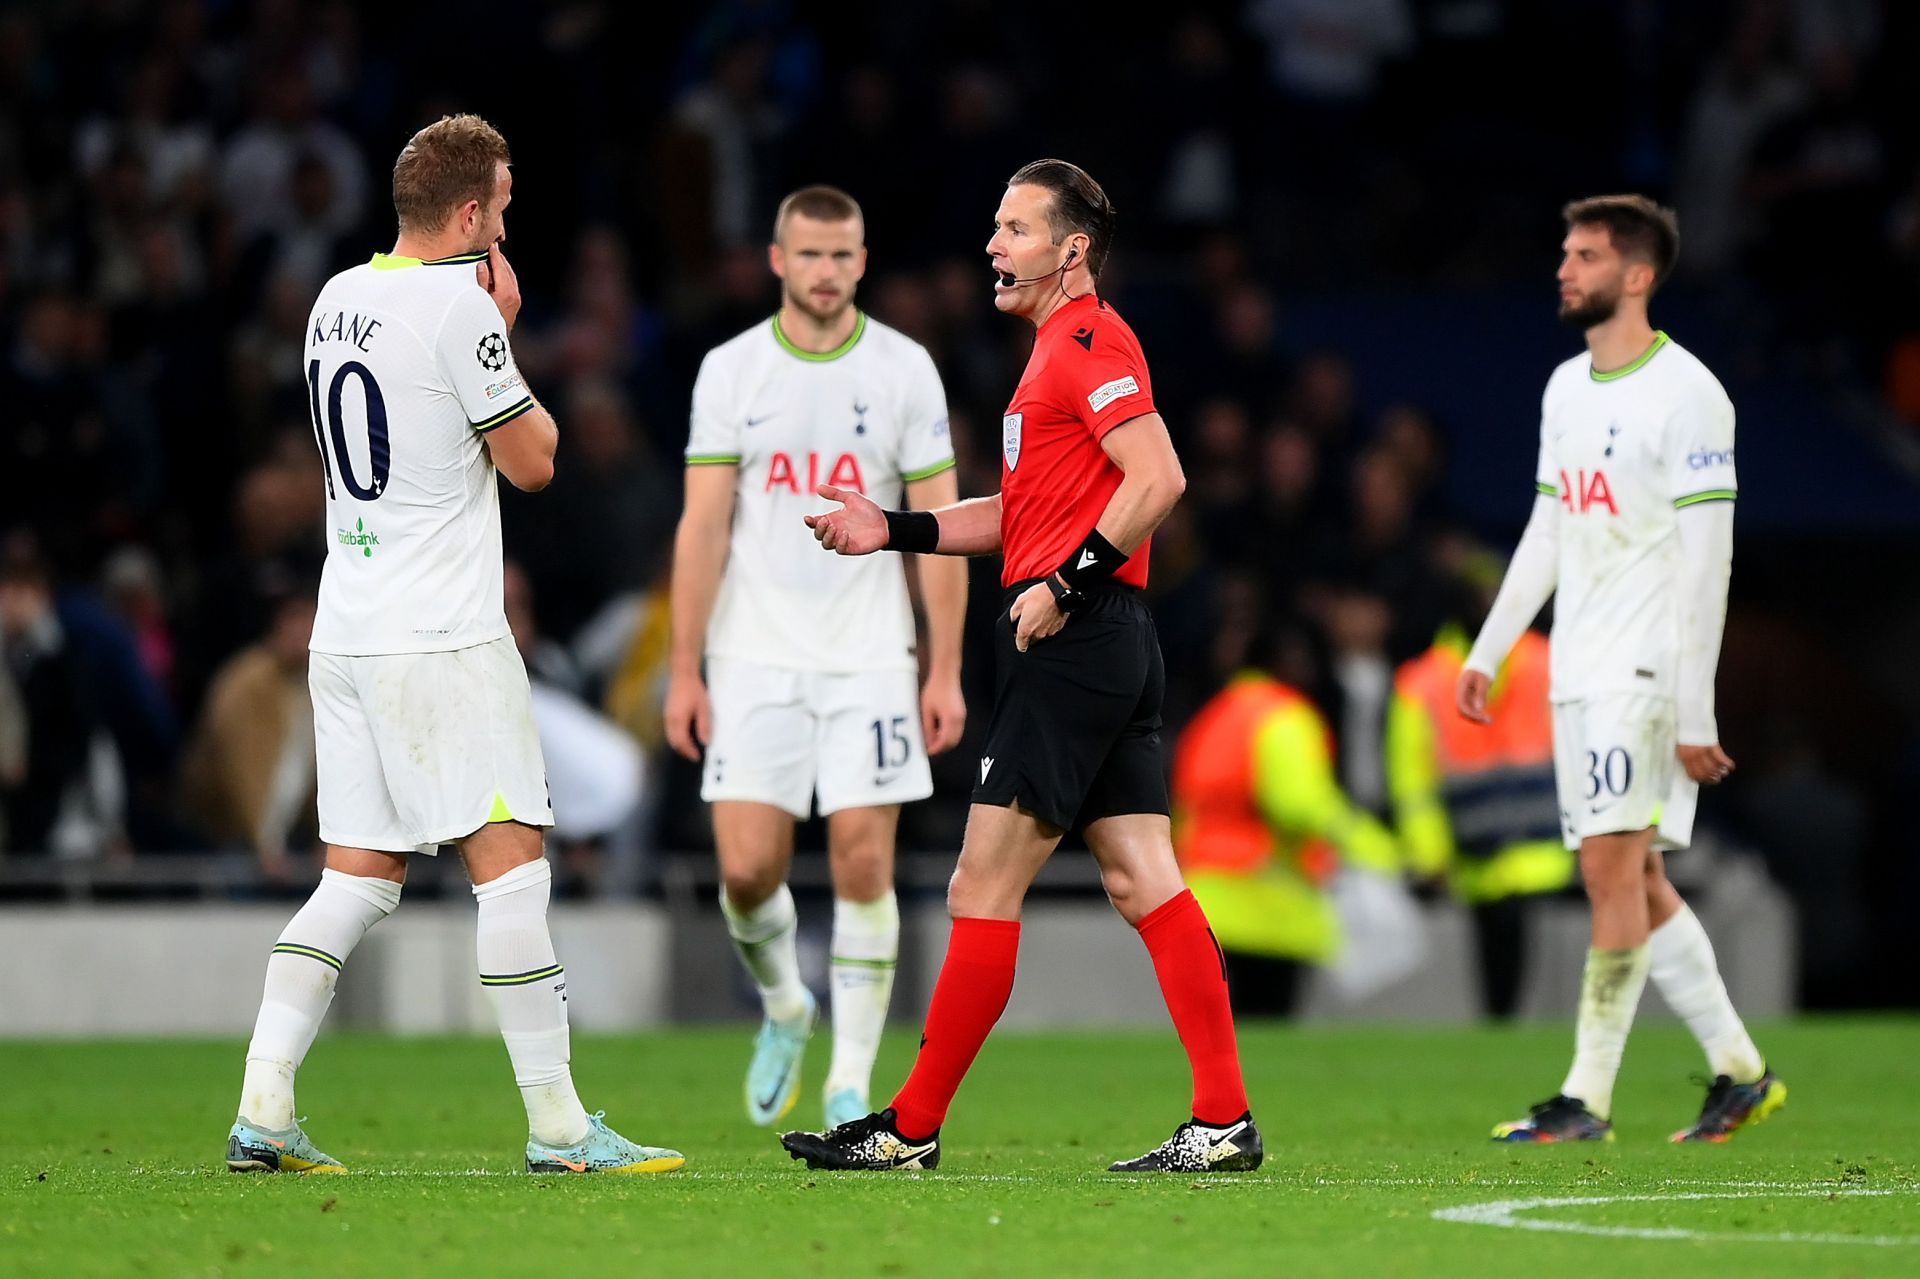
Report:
337,517,380,558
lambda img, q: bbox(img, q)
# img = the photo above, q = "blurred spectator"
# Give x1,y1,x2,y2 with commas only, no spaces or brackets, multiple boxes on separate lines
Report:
1387,564,1572,1019
506,562,647,895
1747,44,1889,371
102,544,176,698
1171,613,1401,1015
0,659,23,852
179,585,317,881
669,35,788,256
502,378,675,640
0,536,120,858
1675,0,1804,275
217,64,366,245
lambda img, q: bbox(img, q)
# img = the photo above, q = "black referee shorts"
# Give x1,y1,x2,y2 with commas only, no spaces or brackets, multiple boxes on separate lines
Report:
971,579,1170,832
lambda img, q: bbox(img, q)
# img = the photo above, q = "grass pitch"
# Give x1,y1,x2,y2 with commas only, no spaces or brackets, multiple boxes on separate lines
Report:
2,1018,1915,1277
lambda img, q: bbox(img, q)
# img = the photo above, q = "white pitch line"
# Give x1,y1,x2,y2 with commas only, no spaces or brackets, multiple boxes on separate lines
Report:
1433,1188,1920,1246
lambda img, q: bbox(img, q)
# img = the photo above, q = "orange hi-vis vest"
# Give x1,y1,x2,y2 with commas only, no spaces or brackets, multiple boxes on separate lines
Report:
1173,676,1338,882
1390,629,1563,877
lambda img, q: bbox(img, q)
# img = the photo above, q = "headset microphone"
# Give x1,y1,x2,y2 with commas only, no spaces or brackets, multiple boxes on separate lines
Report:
997,245,1081,288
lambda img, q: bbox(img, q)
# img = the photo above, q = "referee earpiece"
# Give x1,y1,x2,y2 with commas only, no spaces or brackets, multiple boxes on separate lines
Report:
1065,247,1078,265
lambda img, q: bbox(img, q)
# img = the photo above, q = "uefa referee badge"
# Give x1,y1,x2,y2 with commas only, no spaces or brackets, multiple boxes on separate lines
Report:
1003,412,1023,471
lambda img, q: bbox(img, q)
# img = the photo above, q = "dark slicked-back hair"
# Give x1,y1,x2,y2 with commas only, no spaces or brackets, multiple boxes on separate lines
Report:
1008,159,1115,277
392,113,510,232
1562,194,1680,288
773,185,864,241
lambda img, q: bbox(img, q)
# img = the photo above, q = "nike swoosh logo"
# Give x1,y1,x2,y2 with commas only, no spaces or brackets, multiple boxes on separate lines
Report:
746,415,774,427
266,1137,287,1149
756,1080,789,1114
554,1156,587,1172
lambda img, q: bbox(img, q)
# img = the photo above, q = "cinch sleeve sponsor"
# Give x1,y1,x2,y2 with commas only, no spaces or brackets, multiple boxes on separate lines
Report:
684,349,741,465
442,286,532,430
1070,336,1156,439
1665,382,1737,508
898,344,955,482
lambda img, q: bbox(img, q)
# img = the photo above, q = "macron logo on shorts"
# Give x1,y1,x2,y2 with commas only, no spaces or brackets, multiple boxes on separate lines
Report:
980,756,994,784
1087,375,1139,413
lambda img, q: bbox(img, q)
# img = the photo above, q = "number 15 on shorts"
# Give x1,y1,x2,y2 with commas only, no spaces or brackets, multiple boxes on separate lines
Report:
871,717,912,772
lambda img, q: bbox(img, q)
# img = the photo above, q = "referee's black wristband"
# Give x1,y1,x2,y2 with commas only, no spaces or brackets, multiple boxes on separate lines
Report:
1055,529,1125,590
883,508,940,554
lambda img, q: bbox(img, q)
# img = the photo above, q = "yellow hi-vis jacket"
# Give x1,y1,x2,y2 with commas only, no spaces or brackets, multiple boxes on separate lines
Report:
1387,627,1573,904
1172,672,1399,963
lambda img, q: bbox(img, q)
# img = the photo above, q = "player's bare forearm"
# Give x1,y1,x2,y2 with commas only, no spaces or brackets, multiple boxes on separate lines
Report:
1094,414,1186,551
928,493,1003,556
669,465,737,677
907,470,968,676
917,552,967,678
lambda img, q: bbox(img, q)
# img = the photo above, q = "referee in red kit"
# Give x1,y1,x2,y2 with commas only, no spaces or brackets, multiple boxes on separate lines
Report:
781,159,1260,1174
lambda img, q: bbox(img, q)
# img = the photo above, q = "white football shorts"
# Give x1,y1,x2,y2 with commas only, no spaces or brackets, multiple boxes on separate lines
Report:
701,656,933,818
311,636,553,853
1551,692,1698,851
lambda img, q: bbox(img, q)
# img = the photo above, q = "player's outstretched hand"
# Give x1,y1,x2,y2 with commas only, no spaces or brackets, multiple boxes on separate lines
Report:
1009,580,1066,653
663,671,712,763
1678,742,1735,784
921,673,967,755
479,241,522,332
1454,668,1493,724
804,485,889,555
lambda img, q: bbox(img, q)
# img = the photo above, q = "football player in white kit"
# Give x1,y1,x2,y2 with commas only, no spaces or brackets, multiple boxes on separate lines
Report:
666,185,966,1130
1461,195,1784,1143
226,115,683,1175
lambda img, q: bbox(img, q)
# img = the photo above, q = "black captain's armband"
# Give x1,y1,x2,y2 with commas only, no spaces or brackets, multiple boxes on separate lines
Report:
883,509,940,554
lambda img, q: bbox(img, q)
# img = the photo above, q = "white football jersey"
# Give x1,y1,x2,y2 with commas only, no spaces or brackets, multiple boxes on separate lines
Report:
1534,332,1737,702
685,312,954,673
305,250,533,656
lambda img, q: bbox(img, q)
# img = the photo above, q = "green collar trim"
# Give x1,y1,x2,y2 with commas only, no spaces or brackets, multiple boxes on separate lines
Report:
369,250,490,271
1590,330,1670,382
771,310,866,362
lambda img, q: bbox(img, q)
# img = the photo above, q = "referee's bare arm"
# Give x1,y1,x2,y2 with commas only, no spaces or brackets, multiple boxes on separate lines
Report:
1087,413,1186,551
806,487,1003,556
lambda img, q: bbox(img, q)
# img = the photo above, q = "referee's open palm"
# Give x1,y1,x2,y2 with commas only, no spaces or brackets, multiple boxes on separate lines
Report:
805,485,888,555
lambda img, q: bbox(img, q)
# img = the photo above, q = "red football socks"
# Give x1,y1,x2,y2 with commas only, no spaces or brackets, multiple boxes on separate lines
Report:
1137,889,1251,1125
889,917,1020,1141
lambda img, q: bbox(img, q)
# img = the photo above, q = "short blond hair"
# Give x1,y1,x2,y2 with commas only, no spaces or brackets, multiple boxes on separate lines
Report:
392,114,510,232
773,185,863,242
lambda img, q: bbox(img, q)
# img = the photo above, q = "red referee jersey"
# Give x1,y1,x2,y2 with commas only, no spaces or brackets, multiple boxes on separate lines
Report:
998,292,1157,589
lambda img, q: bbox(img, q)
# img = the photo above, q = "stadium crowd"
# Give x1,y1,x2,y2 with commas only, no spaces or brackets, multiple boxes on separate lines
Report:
2,0,1917,1009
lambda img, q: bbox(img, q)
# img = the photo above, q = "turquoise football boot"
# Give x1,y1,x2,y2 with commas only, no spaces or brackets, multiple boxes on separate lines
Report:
526,1111,685,1174
226,1117,347,1174
745,989,817,1126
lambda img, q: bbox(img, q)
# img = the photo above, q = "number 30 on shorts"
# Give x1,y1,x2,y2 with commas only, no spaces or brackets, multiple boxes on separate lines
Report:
1585,747,1633,800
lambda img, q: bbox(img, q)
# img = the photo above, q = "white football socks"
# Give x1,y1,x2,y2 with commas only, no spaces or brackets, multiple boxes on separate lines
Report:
239,868,401,1130
1560,944,1651,1120
1649,903,1766,1083
720,882,811,1023
825,892,899,1098
474,858,590,1148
